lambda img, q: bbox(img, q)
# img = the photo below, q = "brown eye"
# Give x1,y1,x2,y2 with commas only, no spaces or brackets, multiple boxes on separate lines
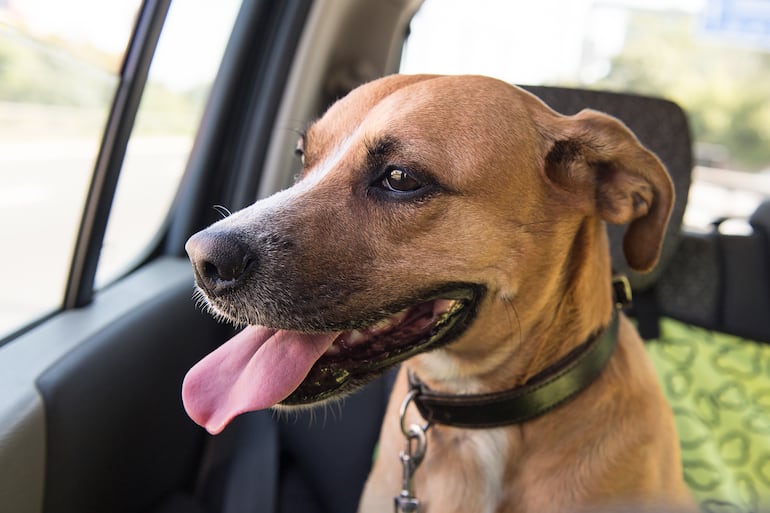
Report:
381,168,422,192
294,147,305,166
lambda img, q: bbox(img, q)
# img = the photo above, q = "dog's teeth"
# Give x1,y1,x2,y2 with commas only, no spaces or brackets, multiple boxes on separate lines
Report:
433,299,458,316
371,318,394,332
324,344,341,355
347,329,367,345
369,309,408,334
389,310,408,325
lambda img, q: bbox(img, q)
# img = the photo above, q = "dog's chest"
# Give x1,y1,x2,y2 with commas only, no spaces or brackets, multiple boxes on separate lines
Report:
415,428,510,513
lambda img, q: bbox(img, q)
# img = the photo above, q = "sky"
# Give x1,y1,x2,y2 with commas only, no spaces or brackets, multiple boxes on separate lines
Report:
401,0,706,84
3,0,712,90
3,0,239,90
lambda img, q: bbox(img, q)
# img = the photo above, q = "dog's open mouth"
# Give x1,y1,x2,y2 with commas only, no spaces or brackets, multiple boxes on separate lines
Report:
182,286,482,434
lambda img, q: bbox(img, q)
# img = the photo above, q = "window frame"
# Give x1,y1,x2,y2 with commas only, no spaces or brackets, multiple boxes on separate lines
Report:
0,0,314,348
64,0,171,310
0,1,318,509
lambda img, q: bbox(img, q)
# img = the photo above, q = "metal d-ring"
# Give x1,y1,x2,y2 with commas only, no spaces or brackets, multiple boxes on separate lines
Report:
399,387,431,438
395,387,431,512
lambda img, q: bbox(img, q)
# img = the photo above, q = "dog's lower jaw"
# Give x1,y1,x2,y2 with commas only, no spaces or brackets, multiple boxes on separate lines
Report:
278,285,485,405
406,288,614,397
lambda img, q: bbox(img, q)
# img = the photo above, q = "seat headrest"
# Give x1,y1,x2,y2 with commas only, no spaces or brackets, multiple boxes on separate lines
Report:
522,86,693,290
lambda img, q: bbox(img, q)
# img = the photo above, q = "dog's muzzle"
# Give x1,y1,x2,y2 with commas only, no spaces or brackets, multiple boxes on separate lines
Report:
182,228,485,434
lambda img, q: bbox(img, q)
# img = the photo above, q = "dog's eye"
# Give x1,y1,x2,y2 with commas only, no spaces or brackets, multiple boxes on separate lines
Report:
381,168,422,193
294,147,305,166
294,134,307,166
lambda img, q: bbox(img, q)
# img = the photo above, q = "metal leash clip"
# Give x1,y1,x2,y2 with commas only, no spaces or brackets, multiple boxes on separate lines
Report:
394,389,430,513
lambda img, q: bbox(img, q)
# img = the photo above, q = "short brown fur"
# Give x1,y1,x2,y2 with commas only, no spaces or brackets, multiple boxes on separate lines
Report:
192,74,693,512
318,75,691,513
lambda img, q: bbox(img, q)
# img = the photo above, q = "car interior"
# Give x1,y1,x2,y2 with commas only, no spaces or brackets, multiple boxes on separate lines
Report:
1,0,769,512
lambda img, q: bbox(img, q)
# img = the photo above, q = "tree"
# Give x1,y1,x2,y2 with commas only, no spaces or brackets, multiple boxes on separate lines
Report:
593,11,770,171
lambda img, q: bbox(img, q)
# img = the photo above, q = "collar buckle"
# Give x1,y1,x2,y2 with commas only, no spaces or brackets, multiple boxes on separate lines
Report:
612,274,633,309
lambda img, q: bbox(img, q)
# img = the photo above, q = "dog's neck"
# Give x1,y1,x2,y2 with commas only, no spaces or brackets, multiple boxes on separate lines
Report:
411,217,614,395
407,306,619,428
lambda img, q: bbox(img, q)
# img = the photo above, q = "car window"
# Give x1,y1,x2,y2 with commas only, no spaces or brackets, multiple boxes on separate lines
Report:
0,0,141,339
0,0,241,341
95,0,240,287
401,0,770,231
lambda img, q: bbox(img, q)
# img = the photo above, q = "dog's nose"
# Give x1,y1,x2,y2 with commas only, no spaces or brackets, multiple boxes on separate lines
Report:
185,230,254,295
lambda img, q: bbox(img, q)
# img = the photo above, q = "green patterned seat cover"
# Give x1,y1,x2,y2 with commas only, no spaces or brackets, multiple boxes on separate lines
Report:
647,318,770,512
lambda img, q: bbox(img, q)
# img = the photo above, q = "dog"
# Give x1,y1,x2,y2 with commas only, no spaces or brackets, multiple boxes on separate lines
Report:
182,74,693,513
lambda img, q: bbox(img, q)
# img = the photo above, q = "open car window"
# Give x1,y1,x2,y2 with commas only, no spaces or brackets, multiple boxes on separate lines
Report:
96,0,240,288
0,0,141,340
401,0,770,231
0,0,240,341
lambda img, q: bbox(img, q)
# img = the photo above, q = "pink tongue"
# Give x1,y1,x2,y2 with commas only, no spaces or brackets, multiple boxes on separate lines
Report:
182,326,338,434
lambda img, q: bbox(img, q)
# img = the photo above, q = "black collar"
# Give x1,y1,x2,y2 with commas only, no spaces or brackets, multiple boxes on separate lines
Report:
408,304,622,429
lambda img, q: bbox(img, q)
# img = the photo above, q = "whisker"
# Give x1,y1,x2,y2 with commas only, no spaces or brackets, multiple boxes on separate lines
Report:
212,205,232,219
288,126,308,138
327,397,344,425
273,406,302,425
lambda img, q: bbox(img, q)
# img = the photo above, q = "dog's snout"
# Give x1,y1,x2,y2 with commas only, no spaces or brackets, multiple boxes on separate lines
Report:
185,230,254,294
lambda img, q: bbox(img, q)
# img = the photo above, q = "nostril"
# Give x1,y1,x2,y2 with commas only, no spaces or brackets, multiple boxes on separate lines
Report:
202,261,221,281
186,230,255,294
201,254,252,284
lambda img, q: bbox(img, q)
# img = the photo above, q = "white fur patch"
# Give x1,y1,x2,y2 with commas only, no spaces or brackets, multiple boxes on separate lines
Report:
472,428,509,513
211,134,356,230
303,134,355,185
423,426,509,513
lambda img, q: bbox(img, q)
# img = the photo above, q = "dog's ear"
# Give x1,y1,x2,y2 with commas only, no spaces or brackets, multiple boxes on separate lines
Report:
542,109,674,272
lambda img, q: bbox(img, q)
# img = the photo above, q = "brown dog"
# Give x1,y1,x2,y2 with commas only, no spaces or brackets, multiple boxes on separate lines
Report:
182,74,692,512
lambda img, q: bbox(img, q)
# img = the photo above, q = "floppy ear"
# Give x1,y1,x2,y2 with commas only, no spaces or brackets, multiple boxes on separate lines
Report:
542,109,674,272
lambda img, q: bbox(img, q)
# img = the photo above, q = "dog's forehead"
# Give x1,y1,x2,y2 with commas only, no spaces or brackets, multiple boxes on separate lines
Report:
296,75,554,199
323,75,522,127
309,75,541,158
307,75,438,145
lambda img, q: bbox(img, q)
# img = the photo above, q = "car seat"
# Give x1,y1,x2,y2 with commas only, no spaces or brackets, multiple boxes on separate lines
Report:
524,86,770,511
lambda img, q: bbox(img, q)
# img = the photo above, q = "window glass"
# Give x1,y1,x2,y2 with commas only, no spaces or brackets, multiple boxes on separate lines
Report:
95,0,241,287
401,0,770,230
0,0,140,339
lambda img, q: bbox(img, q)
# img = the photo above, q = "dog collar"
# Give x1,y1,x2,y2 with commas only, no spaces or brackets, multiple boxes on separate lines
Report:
406,278,629,429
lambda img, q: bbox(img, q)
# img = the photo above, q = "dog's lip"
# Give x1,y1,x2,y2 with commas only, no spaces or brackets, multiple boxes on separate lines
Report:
182,284,483,434
280,286,482,405
323,298,458,358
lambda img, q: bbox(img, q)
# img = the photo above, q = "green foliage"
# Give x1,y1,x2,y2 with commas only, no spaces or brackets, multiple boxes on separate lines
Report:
0,35,115,107
593,12,770,171
0,31,205,137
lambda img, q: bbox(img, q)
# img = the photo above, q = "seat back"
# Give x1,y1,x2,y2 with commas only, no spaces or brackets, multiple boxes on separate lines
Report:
525,86,770,343
522,85,694,292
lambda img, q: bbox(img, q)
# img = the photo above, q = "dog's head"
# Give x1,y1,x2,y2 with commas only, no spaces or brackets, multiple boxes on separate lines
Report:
182,75,673,433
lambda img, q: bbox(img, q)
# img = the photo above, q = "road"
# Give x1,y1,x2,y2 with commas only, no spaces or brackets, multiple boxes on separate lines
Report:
0,135,192,339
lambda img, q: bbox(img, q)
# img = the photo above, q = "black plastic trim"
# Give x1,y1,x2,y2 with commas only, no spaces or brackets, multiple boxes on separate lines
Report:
64,0,171,309
166,0,313,256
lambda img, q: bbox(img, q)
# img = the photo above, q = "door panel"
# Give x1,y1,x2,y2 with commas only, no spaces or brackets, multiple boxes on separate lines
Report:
0,1,425,511
38,258,224,513
0,258,225,513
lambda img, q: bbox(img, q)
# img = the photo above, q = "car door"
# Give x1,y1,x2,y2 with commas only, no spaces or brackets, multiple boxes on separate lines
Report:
0,1,423,512
0,1,312,512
